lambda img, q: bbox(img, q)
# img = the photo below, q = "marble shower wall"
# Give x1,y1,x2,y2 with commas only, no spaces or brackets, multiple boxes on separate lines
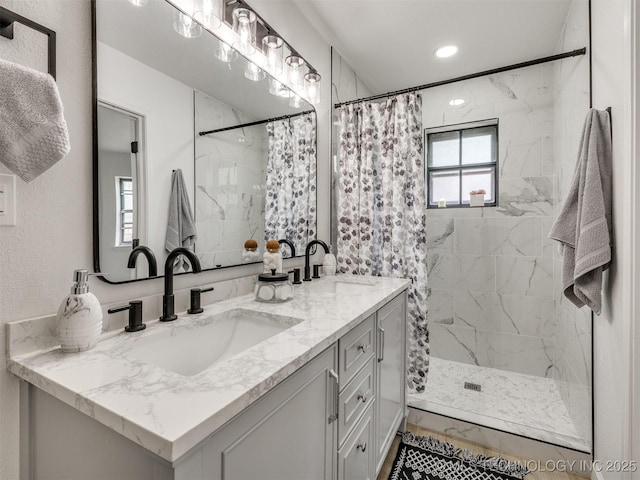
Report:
423,64,559,378
550,0,592,448
194,91,267,269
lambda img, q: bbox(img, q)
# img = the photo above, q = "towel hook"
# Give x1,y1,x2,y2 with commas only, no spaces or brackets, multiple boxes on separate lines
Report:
0,6,57,79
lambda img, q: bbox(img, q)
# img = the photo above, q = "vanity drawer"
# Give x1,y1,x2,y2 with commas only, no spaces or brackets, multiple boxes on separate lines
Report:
339,314,375,388
339,357,375,447
338,402,375,480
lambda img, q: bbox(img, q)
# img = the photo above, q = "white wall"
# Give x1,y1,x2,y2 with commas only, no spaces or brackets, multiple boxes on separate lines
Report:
0,0,331,477
591,0,636,476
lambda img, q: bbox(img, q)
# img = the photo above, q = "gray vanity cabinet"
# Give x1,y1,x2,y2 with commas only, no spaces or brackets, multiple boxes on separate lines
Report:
175,345,338,480
375,292,407,474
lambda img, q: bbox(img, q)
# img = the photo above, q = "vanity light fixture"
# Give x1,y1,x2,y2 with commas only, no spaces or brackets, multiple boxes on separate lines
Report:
269,78,292,97
449,98,465,106
434,45,458,58
245,60,265,81
232,7,257,55
262,35,284,75
286,55,306,91
289,94,303,108
173,10,202,38
304,71,321,105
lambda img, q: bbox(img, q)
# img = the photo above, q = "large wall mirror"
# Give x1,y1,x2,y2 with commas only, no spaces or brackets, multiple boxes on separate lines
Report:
93,0,317,283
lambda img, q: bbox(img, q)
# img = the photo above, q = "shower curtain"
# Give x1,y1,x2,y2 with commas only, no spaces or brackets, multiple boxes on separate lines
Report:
264,113,317,250
337,93,429,393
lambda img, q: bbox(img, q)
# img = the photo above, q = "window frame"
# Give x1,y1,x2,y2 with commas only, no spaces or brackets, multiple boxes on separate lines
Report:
115,176,134,247
425,118,499,209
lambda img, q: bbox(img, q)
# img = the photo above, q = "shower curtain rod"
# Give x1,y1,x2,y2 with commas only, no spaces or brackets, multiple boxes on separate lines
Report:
198,110,314,136
334,47,587,108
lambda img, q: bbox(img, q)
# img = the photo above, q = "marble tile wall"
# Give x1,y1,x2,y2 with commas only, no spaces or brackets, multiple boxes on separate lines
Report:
422,63,558,378
194,91,268,269
549,0,592,449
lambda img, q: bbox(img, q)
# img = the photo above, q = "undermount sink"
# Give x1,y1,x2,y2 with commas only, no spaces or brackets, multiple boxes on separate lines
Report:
128,309,301,376
310,278,376,295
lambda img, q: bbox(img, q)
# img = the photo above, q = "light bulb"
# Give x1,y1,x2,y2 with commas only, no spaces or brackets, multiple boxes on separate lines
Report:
194,0,223,29
289,94,303,108
214,41,238,63
434,45,458,58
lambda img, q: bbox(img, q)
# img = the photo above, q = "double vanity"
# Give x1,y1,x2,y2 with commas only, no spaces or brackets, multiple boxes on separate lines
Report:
8,275,409,479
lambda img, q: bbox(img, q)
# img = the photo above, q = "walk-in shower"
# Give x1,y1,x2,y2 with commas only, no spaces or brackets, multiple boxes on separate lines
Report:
331,0,591,454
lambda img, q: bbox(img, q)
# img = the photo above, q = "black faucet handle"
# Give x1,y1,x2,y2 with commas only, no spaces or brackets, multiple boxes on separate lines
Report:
289,268,302,284
188,287,214,314
108,300,146,333
312,264,321,279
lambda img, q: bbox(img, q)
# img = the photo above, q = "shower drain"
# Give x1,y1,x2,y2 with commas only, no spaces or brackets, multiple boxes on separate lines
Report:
464,382,482,392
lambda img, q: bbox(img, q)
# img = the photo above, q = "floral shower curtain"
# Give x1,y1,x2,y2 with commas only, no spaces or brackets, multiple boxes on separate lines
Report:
265,113,317,251
337,93,429,393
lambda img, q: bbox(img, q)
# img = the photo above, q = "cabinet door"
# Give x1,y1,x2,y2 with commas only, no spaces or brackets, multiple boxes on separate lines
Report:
181,346,337,480
375,292,407,474
338,403,375,480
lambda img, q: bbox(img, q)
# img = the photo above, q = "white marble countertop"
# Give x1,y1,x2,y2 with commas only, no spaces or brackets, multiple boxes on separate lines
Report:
7,275,409,464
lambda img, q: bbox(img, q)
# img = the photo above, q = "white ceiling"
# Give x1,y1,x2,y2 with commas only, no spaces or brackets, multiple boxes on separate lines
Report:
296,0,578,95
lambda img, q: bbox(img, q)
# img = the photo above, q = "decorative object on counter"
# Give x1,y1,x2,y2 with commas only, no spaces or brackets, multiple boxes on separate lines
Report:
277,238,296,258
263,239,283,273
469,189,486,207
188,287,214,314
304,239,330,281
108,300,145,333
322,245,337,276
127,244,157,277
0,58,70,182
160,247,202,321
242,239,261,264
437,198,447,208
388,432,529,480
56,269,103,352
165,169,197,272
255,269,293,303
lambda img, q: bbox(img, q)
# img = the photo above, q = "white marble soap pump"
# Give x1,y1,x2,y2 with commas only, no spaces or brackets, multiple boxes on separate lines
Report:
56,269,103,353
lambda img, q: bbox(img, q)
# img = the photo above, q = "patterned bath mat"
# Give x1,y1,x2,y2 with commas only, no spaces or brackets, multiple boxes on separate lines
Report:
388,432,529,480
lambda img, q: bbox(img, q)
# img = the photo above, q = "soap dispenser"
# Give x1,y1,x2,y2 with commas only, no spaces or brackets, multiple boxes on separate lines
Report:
56,269,103,353
323,245,337,276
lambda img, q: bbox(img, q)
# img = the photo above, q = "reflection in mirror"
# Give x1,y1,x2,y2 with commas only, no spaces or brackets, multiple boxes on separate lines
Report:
94,0,316,283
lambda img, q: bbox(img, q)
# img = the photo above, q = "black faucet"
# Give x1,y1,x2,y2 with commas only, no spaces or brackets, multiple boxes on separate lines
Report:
304,240,329,281
160,247,202,321
278,238,296,258
127,245,158,277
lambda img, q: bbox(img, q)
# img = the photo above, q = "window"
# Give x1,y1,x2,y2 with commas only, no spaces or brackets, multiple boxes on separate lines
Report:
115,176,134,246
425,119,498,208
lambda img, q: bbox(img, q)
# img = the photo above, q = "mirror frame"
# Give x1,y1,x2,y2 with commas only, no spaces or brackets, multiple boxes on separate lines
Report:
91,0,318,284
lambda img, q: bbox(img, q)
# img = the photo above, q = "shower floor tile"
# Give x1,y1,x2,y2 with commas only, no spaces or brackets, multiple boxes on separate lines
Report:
407,358,590,452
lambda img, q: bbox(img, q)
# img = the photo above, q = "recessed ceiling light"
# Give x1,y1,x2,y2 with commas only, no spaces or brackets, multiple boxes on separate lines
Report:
449,98,465,106
434,45,459,58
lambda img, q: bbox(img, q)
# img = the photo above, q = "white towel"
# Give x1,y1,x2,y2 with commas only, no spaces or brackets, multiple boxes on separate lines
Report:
165,169,197,271
0,59,70,182
548,109,612,314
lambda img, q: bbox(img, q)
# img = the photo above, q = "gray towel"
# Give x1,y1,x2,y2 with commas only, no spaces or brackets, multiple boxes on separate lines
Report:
0,59,70,182
548,108,612,314
165,169,197,271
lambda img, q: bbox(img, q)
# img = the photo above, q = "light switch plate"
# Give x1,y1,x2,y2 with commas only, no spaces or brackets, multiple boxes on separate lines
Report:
0,174,17,226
